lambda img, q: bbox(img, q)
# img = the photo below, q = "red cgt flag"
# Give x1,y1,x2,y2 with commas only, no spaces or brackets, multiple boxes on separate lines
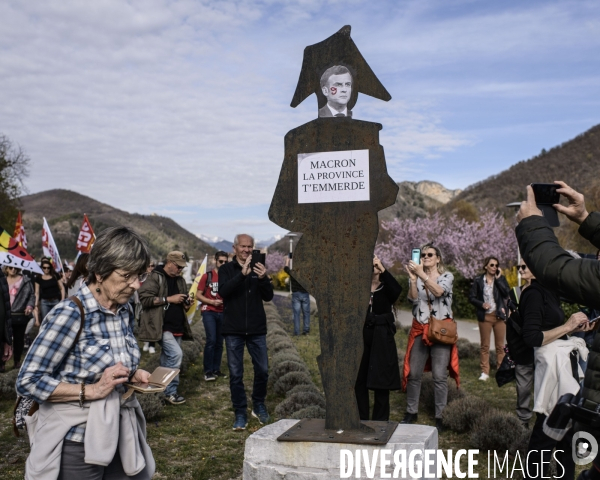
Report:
76,214,96,253
13,211,27,249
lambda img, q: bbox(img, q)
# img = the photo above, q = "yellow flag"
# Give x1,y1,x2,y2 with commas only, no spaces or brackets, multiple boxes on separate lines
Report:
187,254,208,323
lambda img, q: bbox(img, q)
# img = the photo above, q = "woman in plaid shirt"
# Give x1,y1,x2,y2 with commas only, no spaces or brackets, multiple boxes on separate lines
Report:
17,226,155,479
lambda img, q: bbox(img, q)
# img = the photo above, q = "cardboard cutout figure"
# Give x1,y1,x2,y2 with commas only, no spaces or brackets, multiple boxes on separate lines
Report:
269,26,399,431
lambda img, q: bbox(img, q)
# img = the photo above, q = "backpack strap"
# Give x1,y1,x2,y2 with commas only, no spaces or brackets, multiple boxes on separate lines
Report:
206,271,213,292
68,295,86,346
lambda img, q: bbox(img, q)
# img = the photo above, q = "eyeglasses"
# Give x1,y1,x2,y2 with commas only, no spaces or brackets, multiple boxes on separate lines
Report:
217,260,227,265
518,265,528,271
175,264,185,271
42,266,51,271
114,270,148,284
421,252,436,258
488,263,498,268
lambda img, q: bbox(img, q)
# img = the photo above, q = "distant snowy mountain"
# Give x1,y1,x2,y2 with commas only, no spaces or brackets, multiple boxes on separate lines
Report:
197,234,233,253
256,235,283,248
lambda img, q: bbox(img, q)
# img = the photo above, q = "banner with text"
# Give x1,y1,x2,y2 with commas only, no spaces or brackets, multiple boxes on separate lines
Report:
76,214,96,253
298,149,370,204
0,225,42,274
42,217,63,272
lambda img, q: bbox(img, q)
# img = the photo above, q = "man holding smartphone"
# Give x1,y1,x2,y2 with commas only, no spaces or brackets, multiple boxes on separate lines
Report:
138,251,193,405
218,234,274,431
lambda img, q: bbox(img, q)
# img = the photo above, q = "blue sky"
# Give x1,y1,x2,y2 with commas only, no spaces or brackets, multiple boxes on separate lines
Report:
1,0,599,242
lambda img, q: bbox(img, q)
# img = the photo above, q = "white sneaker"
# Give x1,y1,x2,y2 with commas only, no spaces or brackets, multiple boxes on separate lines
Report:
148,346,156,354
143,342,149,352
478,372,489,381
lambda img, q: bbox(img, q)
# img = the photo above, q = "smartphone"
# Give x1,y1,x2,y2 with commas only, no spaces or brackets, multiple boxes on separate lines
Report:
531,183,559,204
531,183,560,227
288,252,293,259
250,249,261,271
250,250,266,278
411,248,421,264
578,315,600,329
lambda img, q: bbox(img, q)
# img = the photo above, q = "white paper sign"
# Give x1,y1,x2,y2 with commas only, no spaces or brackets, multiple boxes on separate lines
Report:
298,149,370,204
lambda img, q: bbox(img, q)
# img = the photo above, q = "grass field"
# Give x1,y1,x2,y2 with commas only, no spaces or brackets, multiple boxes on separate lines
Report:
0,297,586,479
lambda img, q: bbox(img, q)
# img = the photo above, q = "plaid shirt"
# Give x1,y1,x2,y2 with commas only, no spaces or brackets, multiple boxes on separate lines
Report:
16,283,140,442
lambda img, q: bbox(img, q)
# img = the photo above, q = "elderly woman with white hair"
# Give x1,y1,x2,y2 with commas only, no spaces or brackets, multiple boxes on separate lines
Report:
17,226,155,480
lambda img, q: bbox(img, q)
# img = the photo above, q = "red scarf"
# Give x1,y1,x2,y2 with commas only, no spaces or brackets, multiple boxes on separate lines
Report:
402,318,460,391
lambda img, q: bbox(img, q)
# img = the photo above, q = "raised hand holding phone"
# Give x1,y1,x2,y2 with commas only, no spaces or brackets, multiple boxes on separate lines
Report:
411,248,421,265
553,180,589,225
530,183,560,227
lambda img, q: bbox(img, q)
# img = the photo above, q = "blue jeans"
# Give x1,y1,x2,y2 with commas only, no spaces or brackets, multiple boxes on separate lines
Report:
159,332,183,396
292,291,311,335
40,298,59,323
202,311,224,374
224,334,268,414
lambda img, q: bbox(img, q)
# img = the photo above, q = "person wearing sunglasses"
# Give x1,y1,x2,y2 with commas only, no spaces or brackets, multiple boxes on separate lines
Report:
402,244,459,431
17,227,155,479
138,250,193,405
468,256,510,381
197,251,229,382
34,258,65,324
2,266,35,370
519,257,591,478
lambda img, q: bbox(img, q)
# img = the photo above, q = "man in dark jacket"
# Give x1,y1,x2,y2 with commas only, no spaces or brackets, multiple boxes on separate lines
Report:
0,269,13,372
218,234,274,431
517,181,600,480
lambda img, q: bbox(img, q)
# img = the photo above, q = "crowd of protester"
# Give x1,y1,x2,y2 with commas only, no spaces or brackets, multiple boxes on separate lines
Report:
1,181,600,479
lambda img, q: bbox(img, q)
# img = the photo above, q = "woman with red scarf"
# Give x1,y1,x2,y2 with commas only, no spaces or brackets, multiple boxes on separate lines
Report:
401,244,459,432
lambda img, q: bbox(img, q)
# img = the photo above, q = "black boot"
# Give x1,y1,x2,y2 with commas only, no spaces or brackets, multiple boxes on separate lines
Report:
435,418,445,433
400,412,418,424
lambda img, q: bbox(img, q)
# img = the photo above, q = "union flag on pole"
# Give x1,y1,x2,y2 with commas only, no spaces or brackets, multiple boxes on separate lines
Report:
42,217,63,272
76,214,96,253
0,225,42,274
13,212,27,249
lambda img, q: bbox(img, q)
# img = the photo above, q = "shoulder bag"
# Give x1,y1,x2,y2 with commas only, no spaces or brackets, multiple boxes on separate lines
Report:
424,284,458,345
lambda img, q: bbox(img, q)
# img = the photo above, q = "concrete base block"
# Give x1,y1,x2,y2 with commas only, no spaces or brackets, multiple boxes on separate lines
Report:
243,419,438,479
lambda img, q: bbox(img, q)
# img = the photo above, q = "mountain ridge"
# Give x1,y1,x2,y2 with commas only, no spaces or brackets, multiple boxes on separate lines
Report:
19,189,215,261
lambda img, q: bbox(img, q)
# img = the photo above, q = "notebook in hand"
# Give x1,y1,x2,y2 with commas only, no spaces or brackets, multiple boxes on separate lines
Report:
125,366,180,394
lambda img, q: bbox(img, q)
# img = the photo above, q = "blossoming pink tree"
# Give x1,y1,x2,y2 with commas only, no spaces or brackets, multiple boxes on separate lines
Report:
265,251,287,275
376,211,518,279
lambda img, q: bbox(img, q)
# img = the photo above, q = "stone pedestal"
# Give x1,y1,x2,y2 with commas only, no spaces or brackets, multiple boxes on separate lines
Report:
243,419,438,479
